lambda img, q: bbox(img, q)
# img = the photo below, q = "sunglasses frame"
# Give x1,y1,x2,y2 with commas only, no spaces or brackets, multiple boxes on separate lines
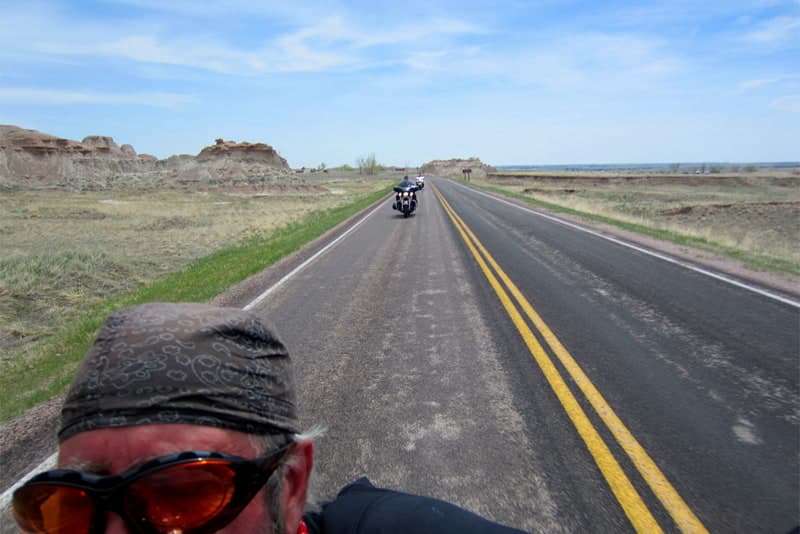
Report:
14,442,292,534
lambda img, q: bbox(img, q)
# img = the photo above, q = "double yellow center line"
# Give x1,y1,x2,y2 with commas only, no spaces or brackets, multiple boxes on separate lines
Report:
434,186,708,534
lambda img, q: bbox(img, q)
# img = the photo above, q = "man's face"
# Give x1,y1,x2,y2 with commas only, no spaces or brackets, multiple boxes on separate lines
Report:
58,424,277,533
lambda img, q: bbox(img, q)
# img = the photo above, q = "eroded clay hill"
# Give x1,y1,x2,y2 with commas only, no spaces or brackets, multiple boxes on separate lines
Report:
0,126,293,190
420,157,496,178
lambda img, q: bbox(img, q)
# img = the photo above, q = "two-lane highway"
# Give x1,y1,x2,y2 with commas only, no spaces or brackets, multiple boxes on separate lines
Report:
2,175,797,533
234,175,797,532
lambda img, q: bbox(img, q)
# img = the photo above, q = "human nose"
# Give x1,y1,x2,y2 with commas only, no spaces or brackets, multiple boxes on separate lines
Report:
104,513,132,534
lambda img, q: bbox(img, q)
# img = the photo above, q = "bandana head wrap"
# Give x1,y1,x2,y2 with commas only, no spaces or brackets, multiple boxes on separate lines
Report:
59,302,299,441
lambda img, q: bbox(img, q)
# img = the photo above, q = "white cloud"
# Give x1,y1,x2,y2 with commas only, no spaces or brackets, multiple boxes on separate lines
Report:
769,94,800,112
428,32,681,91
744,16,800,42
739,77,783,91
368,28,683,96
738,75,800,92
36,34,271,75
269,15,484,72
354,18,485,48
0,87,194,107
20,10,484,76
404,50,451,72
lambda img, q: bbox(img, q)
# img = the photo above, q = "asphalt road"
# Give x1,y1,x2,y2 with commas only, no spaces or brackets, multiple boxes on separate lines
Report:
243,176,798,533
2,176,798,533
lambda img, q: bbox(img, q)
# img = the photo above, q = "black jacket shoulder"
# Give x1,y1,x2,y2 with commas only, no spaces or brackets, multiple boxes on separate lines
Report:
304,478,529,534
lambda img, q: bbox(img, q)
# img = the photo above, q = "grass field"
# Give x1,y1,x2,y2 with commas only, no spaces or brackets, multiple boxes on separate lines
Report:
0,175,394,420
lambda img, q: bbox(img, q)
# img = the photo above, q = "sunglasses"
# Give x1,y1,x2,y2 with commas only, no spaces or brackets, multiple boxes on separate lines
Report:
13,443,292,534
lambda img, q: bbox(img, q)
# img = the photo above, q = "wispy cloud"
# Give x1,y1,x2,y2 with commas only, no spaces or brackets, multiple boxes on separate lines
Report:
426,32,681,90
738,75,800,91
744,15,800,42
22,10,484,75
769,94,800,112
252,15,485,73
739,77,783,91
0,87,194,107
33,34,317,76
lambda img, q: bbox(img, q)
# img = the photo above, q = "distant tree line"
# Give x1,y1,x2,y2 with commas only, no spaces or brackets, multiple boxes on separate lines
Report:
669,163,759,174
356,153,382,175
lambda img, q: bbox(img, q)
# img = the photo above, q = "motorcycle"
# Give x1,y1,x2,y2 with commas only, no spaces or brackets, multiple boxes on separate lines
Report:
392,182,418,218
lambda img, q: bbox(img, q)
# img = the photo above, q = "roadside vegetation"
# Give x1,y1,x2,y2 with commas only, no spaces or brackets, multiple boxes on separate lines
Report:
468,170,800,276
0,176,394,421
356,153,382,175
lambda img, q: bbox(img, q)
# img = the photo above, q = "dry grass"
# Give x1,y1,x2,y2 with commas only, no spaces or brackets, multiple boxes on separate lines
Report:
478,171,800,270
0,176,394,362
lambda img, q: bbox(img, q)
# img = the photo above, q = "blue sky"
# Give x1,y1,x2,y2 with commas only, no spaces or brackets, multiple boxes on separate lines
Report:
1,1,798,167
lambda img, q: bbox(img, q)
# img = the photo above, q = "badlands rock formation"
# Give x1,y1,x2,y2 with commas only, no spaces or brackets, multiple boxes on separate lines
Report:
419,157,495,178
198,138,289,166
0,126,293,190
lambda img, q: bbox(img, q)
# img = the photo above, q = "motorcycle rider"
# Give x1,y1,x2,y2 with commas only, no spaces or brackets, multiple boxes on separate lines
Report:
12,302,526,533
392,175,418,212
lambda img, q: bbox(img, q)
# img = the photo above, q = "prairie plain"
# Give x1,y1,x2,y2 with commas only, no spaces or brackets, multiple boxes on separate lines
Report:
478,169,800,276
0,175,393,361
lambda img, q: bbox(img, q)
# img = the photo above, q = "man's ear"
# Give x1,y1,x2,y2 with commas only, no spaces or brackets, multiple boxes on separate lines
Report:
282,440,314,532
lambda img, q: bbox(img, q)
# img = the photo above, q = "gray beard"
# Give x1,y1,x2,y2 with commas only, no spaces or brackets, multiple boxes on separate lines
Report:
270,512,286,534
256,499,285,534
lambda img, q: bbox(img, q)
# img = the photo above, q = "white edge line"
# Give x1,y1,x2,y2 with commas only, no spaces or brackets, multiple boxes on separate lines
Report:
244,196,387,310
1,194,390,511
446,179,800,309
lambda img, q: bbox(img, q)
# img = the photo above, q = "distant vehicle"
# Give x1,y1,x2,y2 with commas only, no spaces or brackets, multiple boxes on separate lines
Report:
415,175,425,189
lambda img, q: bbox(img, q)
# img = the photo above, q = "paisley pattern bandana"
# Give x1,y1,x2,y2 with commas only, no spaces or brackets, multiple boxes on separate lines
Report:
59,302,299,441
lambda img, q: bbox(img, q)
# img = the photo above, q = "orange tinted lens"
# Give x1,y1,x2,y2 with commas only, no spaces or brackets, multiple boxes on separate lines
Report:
13,484,94,534
127,460,237,530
